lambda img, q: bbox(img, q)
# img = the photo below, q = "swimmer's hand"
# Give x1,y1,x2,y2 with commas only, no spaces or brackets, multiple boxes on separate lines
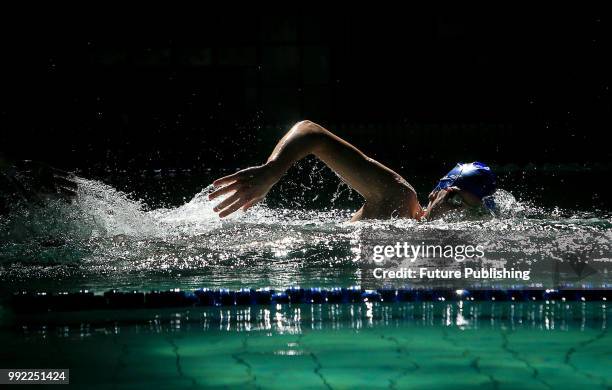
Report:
209,163,279,217
424,187,461,220
424,186,481,220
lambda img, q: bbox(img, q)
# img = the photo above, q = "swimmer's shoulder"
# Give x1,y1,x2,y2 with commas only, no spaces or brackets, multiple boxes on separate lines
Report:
350,185,422,221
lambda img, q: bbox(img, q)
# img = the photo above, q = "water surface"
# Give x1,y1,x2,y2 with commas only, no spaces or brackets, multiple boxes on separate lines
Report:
1,167,610,295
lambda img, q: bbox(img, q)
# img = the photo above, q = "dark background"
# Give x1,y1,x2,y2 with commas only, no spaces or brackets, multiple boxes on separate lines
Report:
0,11,609,207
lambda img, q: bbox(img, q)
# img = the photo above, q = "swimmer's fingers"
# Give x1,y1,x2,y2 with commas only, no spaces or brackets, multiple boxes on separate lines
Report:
428,190,439,202
218,199,245,218
208,181,240,200
436,187,459,199
213,171,245,187
213,192,241,212
242,197,262,212
449,187,481,207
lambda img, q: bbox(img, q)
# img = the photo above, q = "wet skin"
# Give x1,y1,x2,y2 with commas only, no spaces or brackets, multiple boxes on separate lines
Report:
209,120,482,221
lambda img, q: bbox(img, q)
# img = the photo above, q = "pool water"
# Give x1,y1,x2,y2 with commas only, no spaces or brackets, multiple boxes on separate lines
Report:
0,165,610,388
0,166,610,294
1,301,609,389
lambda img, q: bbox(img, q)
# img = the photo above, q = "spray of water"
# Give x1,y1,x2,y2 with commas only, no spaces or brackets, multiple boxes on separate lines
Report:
0,174,610,293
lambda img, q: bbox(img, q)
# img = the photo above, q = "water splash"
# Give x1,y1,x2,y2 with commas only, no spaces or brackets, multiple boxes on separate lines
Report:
0,176,610,293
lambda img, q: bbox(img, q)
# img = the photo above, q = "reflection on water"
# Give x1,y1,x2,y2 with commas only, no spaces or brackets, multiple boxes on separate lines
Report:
0,175,610,294
9,302,610,335
4,301,610,389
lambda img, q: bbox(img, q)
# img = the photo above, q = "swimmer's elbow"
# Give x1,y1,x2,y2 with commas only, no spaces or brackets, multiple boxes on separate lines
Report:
292,120,328,152
295,119,315,128
294,120,325,138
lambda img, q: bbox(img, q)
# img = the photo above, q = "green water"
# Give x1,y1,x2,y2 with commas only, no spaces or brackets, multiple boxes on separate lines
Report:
1,169,610,388
1,301,610,389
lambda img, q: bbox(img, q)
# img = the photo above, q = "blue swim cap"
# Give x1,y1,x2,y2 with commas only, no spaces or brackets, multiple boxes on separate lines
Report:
433,162,497,209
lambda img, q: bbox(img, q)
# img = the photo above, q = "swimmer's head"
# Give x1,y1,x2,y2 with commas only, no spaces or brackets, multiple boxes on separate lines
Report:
433,162,497,211
434,162,497,198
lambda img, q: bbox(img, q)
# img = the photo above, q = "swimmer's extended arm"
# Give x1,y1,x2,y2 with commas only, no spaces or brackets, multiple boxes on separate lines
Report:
209,120,421,220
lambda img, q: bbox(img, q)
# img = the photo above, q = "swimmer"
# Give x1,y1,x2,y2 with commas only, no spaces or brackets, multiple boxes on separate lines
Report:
209,120,497,221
